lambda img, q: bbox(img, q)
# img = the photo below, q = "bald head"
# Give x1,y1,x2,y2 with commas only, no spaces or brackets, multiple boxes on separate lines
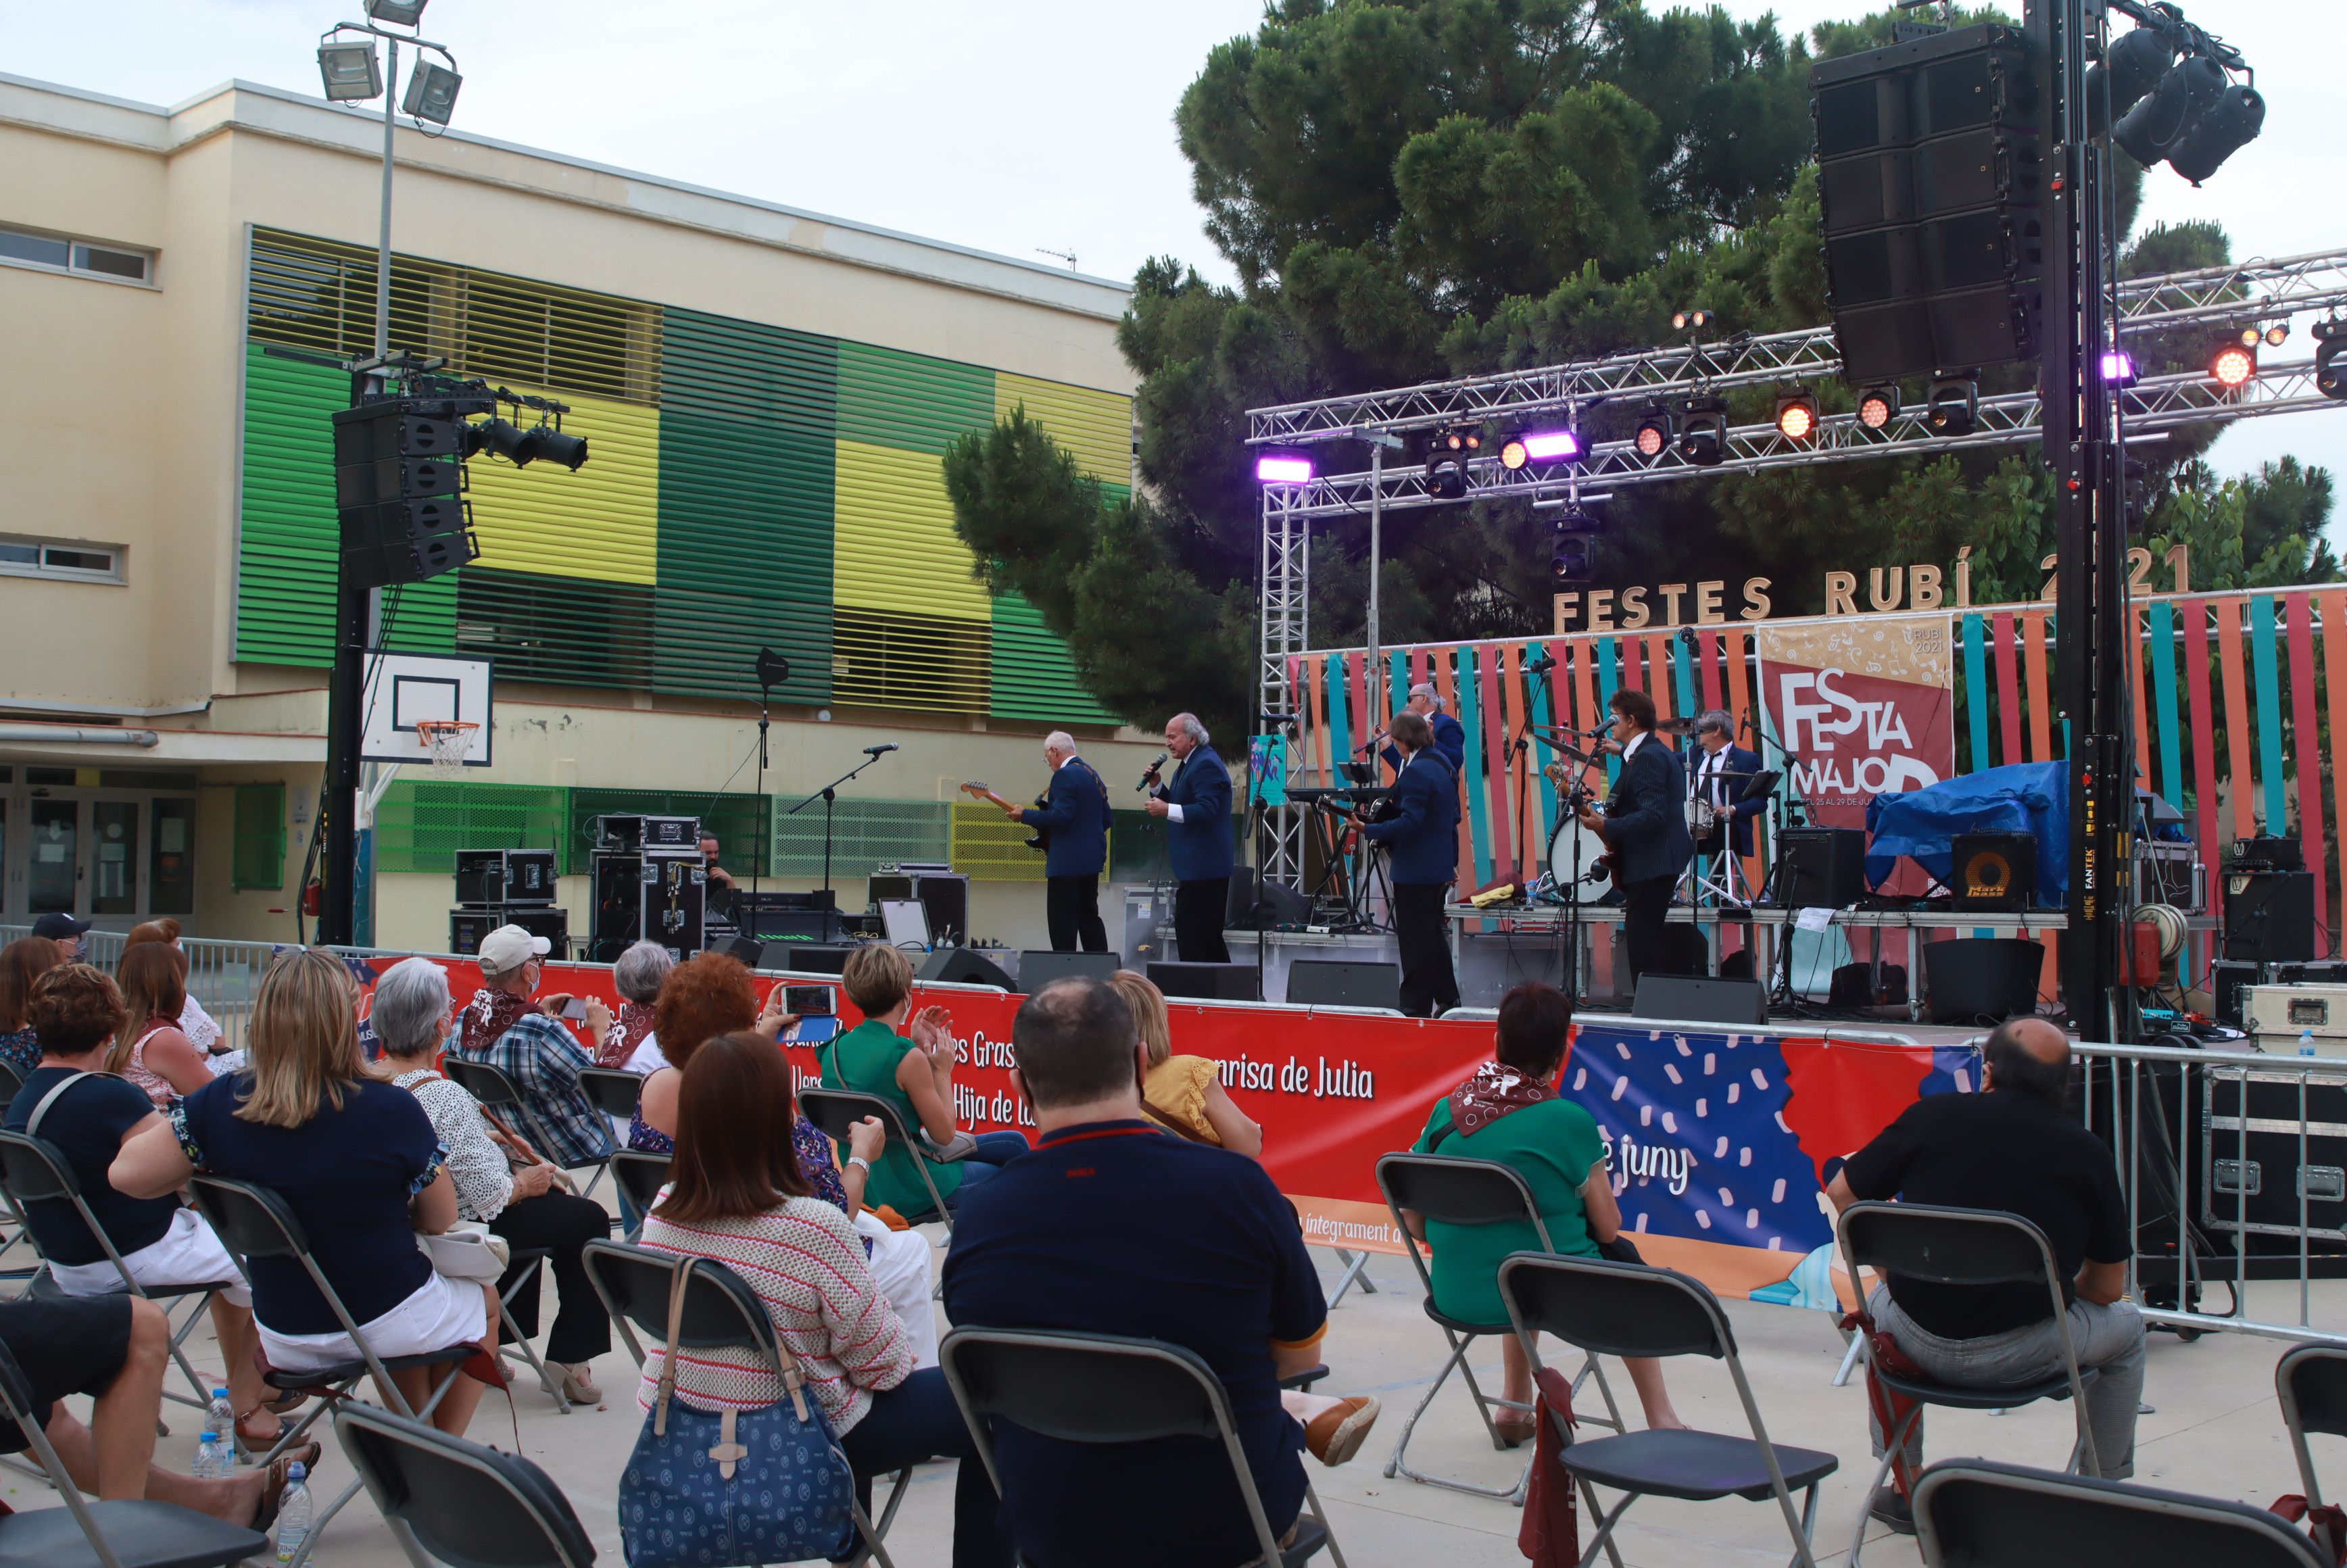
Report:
1983,1016,2071,1104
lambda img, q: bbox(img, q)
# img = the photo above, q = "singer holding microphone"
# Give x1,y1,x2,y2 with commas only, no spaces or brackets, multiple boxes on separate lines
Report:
1142,712,1233,964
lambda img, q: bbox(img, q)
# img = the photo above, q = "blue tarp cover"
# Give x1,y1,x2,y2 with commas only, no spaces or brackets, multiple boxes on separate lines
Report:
1863,762,2070,903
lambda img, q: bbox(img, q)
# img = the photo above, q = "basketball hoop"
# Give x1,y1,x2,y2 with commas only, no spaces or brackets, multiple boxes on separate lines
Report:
414,720,479,779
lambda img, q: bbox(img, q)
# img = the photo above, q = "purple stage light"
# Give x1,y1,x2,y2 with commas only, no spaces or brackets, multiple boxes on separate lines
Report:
2100,350,2137,383
1521,430,1580,461
1255,453,1313,485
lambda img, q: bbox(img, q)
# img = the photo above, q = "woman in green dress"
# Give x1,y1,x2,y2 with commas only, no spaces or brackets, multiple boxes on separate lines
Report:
821,944,1030,1219
1409,982,1683,1445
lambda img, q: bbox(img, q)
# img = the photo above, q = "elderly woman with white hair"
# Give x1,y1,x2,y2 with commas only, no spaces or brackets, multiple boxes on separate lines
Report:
596,941,671,1071
370,956,611,1404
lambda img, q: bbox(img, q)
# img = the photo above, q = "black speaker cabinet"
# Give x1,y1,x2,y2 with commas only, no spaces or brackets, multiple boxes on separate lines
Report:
1778,829,1868,909
768,943,858,976
1148,961,1263,1002
1953,832,2037,911
2210,958,2261,1028
2225,870,2317,964
1285,960,1403,1011
917,948,1017,990
1017,950,1121,989
1226,875,1311,928
1923,936,2043,1025
1630,974,1768,1026
454,848,557,907
452,904,567,957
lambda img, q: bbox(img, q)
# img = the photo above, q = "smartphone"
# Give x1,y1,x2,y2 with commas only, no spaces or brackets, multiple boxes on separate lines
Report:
783,983,838,1017
785,1015,842,1046
559,997,590,1021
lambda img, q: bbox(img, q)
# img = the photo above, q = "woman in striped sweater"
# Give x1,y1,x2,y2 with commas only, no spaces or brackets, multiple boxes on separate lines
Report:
637,1031,1009,1568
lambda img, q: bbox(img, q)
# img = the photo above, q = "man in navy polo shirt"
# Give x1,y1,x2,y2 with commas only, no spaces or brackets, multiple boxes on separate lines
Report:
943,978,1340,1567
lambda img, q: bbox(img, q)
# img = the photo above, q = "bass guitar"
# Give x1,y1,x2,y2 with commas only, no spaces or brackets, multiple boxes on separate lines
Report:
959,781,1048,852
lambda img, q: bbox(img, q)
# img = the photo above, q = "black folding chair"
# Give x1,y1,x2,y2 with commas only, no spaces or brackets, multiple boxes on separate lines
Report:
490,1244,573,1417
1836,1201,2100,1567
940,1325,1345,1568
2278,1343,2347,1562
1497,1251,1838,1568
1374,1152,1623,1500
0,1130,234,1411
582,1240,905,1568
0,1062,25,1104
0,1337,268,1568
335,1402,596,1568
1912,1456,2326,1568
186,1176,479,1568
443,1057,610,1202
577,1067,644,1121
608,1150,671,1243
798,1087,955,1232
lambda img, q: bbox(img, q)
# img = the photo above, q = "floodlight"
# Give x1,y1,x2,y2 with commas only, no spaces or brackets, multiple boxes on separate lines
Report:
2100,350,2137,385
1927,376,1978,435
1677,399,1726,466
1501,429,1580,469
2168,81,2265,185
2265,324,2290,347
2315,320,2347,401
2210,343,2256,389
318,38,383,102
1857,386,1900,430
1255,451,1313,485
401,61,462,126
1773,393,1819,443
364,0,429,22
2115,54,2227,170
1671,309,1714,333
1632,406,1674,463
2085,23,2178,131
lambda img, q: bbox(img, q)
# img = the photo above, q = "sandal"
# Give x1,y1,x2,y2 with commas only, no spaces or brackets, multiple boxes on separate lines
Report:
248,1441,322,1533
553,1361,602,1404
234,1412,285,1454
1493,1413,1539,1450
1303,1397,1382,1467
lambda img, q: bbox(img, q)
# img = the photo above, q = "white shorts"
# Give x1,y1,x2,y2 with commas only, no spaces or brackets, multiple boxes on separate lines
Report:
259,1269,489,1375
49,1206,251,1308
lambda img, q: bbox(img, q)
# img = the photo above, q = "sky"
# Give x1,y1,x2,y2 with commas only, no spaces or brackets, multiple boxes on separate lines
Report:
5,0,2340,505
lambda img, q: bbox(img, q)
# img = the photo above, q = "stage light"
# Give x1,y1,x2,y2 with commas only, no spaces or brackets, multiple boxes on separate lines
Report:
1254,451,1313,485
1773,393,1820,443
1551,533,1594,583
2315,320,2347,401
1633,406,1674,463
1671,309,1714,334
1927,376,1978,435
400,60,462,125
529,424,588,471
1424,426,1480,499
317,38,383,101
1677,399,1726,466
2265,324,2290,347
2114,54,2227,170
2168,80,2265,185
1500,428,1580,470
477,416,541,467
2210,343,2256,389
364,0,429,22
2100,349,2137,385
1856,386,1900,430
2086,23,2179,131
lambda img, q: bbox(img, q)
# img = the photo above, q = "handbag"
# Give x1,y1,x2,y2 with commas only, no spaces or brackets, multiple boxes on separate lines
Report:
618,1260,860,1567
416,1222,510,1282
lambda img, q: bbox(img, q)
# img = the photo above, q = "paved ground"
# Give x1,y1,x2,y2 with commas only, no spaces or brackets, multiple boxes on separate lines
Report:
10,1234,2338,1567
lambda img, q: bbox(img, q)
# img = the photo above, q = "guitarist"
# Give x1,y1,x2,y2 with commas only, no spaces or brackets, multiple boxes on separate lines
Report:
1360,711,1461,1016
1576,689,1695,992
1007,730,1111,953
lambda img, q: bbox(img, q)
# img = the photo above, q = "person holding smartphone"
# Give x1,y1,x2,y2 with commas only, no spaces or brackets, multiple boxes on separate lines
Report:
454,927,614,1174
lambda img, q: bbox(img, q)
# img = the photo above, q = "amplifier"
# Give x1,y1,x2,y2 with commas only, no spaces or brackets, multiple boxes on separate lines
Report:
592,814,700,852
451,904,568,957
1953,832,2037,911
454,848,558,906
1776,829,1867,910
2224,869,2317,963
2235,836,2305,872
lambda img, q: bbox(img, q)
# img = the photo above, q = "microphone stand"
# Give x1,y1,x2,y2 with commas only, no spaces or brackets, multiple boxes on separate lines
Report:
750,677,771,935
787,752,891,938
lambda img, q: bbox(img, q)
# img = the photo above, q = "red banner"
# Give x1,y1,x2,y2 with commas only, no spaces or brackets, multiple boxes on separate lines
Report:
1757,613,1955,843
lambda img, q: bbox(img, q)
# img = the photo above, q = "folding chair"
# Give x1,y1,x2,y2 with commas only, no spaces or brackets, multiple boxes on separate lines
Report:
0,1338,268,1568
576,1067,644,1123
443,1057,610,1202
2277,1343,2347,1562
940,1325,1345,1568
583,1239,904,1568
798,1087,957,1233
0,1063,38,1285
0,1131,233,1412
1836,1201,2100,1567
491,1245,571,1417
186,1175,479,1568
1912,1456,2325,1568
335,1402,596,1568
1497,1251,1838,1568
1374,1151,1624,1500
607,1150,671,1243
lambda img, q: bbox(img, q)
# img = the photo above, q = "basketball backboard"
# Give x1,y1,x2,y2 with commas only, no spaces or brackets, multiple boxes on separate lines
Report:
361,650,493,767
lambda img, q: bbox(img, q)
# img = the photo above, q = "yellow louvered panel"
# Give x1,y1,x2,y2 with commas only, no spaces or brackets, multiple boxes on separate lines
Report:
831,608,990,714
993,373,1132,488
832,439,991,619
952,802,1065,883
466,389,661,585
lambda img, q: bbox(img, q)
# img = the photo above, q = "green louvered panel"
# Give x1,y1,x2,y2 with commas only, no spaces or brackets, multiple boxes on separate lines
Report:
835,342,994,456
377,578,459,654
989,591,1115,725
373,781,570,874
771,799,951,880
571,789,771,878
235,345,347,665
455,569,654,690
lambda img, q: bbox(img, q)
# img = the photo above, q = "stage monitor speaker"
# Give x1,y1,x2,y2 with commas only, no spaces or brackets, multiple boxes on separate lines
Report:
1953,831,2037,911
2225,870,2317,963
1778,828,1868,909
1018,950,1120,989
1226,874,1310,927
2212,958,2260,1028
1923,936,2043,1025
1631,974,1768,1027
1286,960,1403,1011
918,948,1017,990
1148,961,1262,1002
768,943,857,976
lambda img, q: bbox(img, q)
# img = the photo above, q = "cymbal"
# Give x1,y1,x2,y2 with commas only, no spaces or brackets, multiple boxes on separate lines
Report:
1656,717,1696,735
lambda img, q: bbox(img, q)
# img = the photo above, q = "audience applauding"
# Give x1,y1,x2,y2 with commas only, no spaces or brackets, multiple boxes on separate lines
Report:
1107,969,1262,1154
0,936,65,1078
456,926,614,1173
599,941,671,1071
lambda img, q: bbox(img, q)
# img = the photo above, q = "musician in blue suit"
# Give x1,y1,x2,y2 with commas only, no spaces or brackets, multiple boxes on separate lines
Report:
1012,730,1111,952
1690,710,1766,859
1376,684,1466,775
1144,713,1234,963
1577,689,1695,989
1361,710,1462,1016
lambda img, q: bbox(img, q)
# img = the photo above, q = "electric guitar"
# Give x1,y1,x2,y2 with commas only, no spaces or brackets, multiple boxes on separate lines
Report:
959,781,1048,852
1545,760,1620,889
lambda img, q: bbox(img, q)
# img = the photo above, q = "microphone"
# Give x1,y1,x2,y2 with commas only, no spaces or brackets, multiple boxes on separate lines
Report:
1137,752,1168,791
1525,652,1559,675
863,743,900,756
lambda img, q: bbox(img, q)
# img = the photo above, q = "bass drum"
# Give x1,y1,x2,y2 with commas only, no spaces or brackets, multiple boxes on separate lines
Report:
1547,814,1610,887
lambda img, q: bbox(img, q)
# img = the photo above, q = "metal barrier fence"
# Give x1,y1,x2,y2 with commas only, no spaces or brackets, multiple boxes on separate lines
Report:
0,926,286,1056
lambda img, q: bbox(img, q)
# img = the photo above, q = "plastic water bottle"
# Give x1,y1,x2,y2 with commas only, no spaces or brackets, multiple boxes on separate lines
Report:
194,1429,228,1480
2302,1028,2321,1058
208,1387,235,1444
274,1462,310,1563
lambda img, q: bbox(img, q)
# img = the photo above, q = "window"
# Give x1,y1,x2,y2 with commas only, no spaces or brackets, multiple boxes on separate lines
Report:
0,535,123,584
231,785,286,891
0,225,152,285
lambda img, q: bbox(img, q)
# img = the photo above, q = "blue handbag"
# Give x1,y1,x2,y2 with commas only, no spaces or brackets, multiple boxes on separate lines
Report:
617,1262,860,1567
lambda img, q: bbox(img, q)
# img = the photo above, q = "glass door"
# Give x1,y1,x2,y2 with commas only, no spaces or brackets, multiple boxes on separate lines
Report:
26,798,78,914
90,798,140,916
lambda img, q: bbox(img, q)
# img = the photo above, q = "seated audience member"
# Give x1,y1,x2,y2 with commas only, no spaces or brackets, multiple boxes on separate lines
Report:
634,953,936,1365
372,956,610,1406
638,1033,1007,1568
455,925,613,1173
0,936,66,1077
8,964,276,1448
122,920,226,1060
31,913,91,960
599,941,671,1071
0,1294,314,1525
1409,982,1683,1446
107,942,215,1108
821,944,1027,1217
1107,969,1261,1155
1829,1015,2144,1529
944,977,1380,1568
111,947,500,1438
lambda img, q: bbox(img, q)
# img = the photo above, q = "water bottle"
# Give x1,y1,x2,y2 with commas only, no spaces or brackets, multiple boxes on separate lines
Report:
208,1387,235,1444
194,1429,228,1480
2302,1028,2320,1058
274,1462,311,1563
